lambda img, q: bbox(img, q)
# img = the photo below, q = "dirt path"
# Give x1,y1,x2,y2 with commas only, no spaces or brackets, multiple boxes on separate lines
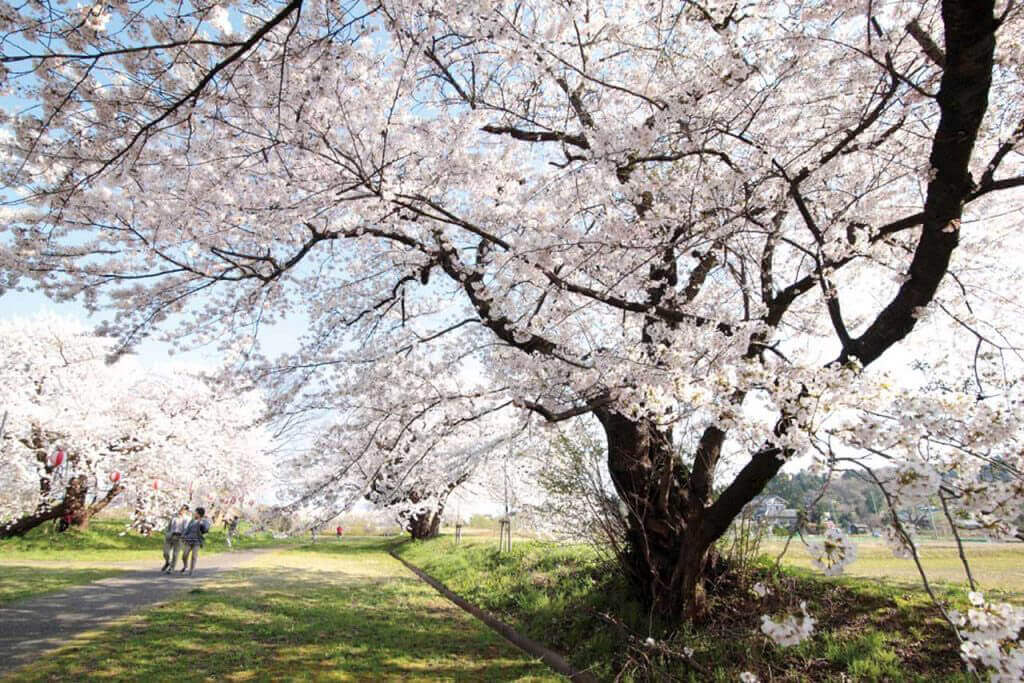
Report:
0,549,270,674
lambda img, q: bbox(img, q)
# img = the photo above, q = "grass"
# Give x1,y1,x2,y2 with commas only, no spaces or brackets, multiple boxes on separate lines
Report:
393,536,993,682
0,517,289,604
4,523,1019,680
763,536,1024,598
0,566,125,606
6,539,558,682
395,539,641,680
0,518,283,564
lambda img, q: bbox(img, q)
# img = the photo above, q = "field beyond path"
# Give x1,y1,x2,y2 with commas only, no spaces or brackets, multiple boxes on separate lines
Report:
0,539,557,681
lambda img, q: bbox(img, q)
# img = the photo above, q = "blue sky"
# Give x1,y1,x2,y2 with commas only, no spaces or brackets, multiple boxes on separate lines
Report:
0,287,303,369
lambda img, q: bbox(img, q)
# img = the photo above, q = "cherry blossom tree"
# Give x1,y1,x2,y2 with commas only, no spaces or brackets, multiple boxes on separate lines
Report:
0,314,273,536
280,367,520,539
2,0,1024,647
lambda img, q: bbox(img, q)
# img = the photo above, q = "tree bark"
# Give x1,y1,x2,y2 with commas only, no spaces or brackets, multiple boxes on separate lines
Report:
65,474,90,529
596,408,717,620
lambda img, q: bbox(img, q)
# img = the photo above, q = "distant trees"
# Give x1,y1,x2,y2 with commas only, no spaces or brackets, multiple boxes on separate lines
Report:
0,315,273,537
763,471,884,529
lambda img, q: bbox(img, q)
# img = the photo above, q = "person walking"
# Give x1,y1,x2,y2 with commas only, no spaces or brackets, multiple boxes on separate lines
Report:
226,516,239,549
161,505,190,573
180,506,211,576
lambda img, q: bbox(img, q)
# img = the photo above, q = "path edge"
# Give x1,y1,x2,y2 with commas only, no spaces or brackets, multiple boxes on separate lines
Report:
389,549,598,683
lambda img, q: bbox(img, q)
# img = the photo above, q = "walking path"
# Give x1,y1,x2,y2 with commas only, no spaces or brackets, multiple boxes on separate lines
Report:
0,549,269,674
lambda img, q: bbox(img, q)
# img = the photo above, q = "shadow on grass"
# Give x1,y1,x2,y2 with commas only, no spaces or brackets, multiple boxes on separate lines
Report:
0,566,124,606
9,565,555,682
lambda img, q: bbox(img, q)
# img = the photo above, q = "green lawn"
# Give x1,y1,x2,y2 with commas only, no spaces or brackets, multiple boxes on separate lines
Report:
6,539,557,682
763,536,1024,598
0,566,126,606
5,523,1019,680
0,518,291,605
0,518,284,565
395,537,981,682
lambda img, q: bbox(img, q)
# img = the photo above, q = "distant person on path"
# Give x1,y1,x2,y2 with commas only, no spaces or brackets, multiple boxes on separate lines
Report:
226,516,239,549
161,505,190,573
180,506,211,576
310,527,317,543
336,525,343,541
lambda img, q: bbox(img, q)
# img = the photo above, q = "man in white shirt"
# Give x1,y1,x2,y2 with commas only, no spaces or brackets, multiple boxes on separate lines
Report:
161,505,190,573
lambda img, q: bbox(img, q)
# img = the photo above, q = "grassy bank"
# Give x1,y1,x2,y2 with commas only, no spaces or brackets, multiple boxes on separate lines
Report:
395,537,978,681
7,539,556,682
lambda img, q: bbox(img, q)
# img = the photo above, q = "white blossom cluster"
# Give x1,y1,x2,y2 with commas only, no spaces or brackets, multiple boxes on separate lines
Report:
955,592,1024,682
760,601,816,647
805,527,858,577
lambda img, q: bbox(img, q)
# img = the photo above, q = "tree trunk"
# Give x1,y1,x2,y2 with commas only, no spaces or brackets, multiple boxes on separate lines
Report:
0,504,64,538
66,474,90,529
0,480,123,538
597,409,713,620
398,477,466,540
406,507,443,540
596,409,784,621
405,509,442,540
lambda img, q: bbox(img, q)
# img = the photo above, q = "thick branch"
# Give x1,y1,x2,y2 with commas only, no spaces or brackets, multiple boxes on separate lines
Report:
843,0,997,367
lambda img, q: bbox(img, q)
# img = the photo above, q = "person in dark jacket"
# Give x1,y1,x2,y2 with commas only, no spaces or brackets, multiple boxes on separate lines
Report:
180,506,211,576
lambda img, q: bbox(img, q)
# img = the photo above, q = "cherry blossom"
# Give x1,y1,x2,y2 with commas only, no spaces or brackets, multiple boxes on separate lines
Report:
0,1,1021,668
805,527,857,577
956,592,1024,682
0,314,273,535
760,601,816,647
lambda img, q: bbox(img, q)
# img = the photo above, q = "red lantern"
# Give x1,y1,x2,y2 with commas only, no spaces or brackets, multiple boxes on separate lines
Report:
152,479,160,491
109,471,121,483
50,450,65,468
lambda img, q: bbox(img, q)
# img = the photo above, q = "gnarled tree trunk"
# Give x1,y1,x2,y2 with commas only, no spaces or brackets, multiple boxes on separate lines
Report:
596,409,785,620
394,475,468,540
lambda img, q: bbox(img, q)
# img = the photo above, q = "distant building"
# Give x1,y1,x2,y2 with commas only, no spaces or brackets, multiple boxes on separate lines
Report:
746,495,799,530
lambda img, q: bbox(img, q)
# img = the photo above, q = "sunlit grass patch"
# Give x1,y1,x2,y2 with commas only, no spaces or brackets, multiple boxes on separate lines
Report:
762,537,1024,600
